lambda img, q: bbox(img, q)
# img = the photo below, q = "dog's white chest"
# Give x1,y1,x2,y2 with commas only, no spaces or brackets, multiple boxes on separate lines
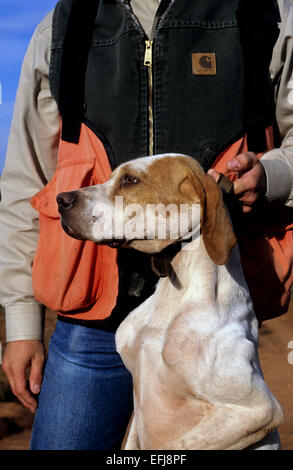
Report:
117,315,166,373
116,298,203,390
116,302,219,448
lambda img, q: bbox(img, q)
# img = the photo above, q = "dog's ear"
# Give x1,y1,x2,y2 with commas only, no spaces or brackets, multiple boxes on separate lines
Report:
179,170,236,265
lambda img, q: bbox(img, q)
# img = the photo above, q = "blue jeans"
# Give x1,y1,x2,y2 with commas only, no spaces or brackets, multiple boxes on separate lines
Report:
30,320,133,450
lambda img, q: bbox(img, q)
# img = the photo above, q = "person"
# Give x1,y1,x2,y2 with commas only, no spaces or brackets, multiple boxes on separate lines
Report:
0,0,292,450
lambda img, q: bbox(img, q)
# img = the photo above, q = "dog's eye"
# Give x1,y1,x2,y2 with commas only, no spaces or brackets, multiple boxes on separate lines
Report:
120,174,140,187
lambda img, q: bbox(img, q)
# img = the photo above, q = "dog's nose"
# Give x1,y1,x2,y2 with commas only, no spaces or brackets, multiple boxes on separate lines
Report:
57,191,77,211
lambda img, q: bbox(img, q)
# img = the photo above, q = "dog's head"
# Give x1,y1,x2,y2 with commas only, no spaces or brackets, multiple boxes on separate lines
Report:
57,154,236,264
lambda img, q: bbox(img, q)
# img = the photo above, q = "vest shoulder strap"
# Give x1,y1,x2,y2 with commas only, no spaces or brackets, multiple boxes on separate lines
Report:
58,0,100,144
237,0,281,152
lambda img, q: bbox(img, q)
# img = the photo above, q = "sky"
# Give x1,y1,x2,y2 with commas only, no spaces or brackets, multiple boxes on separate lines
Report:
0,0,57,174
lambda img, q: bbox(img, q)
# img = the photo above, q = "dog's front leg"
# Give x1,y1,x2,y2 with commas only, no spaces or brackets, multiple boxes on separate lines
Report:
122,413,140,450
158,404,283,451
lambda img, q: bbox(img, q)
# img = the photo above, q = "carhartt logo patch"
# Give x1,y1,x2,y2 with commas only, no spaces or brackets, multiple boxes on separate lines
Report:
192,53,216,75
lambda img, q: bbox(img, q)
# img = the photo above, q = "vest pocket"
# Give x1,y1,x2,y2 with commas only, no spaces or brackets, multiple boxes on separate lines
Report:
31,158,95,218
31,157,106,312
31,123,119,318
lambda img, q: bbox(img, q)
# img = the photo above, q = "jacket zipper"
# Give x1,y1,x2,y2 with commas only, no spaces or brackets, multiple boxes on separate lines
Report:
144,39,154,155
124,0,173,155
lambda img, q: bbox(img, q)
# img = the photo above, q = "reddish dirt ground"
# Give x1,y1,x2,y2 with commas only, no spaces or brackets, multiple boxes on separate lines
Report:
258,304,293,450
0,304,292,450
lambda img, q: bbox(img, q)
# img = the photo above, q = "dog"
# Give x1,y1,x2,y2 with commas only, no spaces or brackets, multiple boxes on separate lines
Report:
57,153,284,450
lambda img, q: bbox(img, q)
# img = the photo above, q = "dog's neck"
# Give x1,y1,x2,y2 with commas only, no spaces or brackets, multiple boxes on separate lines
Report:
151,230,204,288
151,234,245,299
147,236,254,333
151,241,182,277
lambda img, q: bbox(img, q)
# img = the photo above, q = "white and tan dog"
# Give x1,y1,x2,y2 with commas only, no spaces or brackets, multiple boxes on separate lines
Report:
57,154,284,450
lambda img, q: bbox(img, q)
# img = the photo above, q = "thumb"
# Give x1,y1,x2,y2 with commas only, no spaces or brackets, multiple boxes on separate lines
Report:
29,355,44,395
227,152,258,172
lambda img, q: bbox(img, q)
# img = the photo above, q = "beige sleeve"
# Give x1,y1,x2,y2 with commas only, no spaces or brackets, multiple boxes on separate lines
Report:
261,0,293,208
0,11,60,341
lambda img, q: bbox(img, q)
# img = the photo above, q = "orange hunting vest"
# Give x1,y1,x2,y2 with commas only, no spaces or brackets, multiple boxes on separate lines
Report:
31,123,119,321
31,124,293,324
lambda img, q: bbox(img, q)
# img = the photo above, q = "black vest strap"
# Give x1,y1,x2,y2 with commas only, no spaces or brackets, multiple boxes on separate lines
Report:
237,0,280,153
59,0,100,144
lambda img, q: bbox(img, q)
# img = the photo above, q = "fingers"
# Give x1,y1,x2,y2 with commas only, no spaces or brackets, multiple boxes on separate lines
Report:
207,168,221,182
233,169,259,197
29,354,44,396
208,152,259,186
208,152,266,213
13,371,39,414
233,162,266,201
3,356,38,413
2,340,45,414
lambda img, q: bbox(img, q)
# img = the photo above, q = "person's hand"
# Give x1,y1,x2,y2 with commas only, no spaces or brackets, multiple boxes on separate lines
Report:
208,152,267,213
2,340,45,413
